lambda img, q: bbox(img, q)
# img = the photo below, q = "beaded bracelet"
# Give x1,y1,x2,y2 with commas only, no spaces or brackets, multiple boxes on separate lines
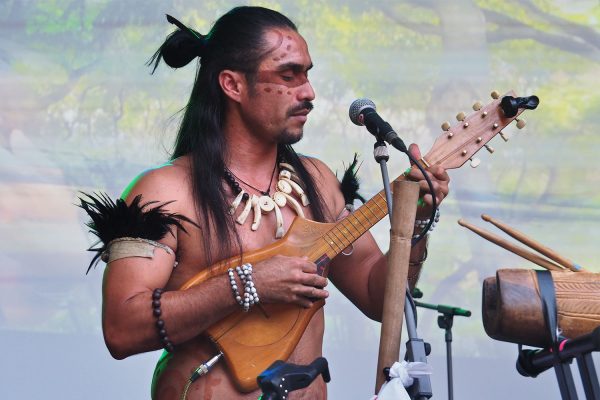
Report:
152,288,174,352
227,263,259,312
237,263,259,312
413,208,440,239
227,268,243,306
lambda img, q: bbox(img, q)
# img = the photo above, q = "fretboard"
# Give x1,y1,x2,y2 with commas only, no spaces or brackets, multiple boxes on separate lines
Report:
321,176,405,258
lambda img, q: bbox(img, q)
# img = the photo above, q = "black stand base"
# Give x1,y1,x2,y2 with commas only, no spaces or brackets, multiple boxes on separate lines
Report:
517,326,600,400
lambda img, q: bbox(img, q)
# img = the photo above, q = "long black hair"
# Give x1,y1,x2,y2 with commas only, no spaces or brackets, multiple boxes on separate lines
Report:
149,7,328,266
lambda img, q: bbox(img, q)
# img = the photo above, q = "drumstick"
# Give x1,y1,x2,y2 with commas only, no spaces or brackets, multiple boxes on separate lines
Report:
457,219,564,271
481,214,584,272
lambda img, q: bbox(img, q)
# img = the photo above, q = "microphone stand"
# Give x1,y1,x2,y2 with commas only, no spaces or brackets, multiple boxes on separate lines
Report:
373,139,433,400
414,300,472,400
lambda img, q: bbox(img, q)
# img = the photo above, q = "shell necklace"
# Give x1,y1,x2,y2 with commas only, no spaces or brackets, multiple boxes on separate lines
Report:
224,162,309,239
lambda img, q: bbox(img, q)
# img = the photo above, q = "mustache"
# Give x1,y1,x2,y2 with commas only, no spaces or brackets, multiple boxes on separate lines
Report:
287,101,314,116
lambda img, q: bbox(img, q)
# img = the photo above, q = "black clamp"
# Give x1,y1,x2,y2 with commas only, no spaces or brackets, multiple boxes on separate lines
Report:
257,357,331,400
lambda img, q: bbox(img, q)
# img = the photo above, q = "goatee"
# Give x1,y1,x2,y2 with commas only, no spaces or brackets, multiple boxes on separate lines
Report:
278,129,304,145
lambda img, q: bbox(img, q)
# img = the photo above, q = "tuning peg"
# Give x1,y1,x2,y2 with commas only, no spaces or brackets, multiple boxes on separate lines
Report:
470,157,481,168
456,112,466,121
441,121,451,131
472,101,483,111
516,118,526,129
485,144,495,154
491,90,500,99
499,132,509,142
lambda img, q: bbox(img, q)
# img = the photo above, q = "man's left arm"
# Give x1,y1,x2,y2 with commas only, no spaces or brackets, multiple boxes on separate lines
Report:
317,145,449,321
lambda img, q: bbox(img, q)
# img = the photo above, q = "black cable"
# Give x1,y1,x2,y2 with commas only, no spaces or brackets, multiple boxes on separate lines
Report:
402,150,438,246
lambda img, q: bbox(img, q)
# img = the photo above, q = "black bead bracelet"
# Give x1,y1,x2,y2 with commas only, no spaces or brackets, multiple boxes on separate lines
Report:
152,288,174,352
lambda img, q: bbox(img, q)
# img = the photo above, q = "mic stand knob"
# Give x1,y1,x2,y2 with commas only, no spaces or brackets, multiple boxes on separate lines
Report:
373,140,389,163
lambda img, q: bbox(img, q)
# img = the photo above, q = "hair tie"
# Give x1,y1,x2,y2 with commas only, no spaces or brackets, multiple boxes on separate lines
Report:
148,14,208,73
165,14,205,44
165,14,207,58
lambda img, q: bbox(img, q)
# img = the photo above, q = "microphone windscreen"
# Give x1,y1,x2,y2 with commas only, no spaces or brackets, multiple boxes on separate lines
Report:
349,98,376,126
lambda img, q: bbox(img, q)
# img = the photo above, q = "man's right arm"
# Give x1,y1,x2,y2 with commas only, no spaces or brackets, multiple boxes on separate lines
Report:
100,166,242,359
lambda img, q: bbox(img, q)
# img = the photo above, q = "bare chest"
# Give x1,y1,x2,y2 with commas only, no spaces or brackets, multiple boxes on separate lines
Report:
167,199,311,289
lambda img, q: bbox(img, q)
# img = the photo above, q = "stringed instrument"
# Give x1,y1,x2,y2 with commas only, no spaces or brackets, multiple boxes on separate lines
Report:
180,90,539,392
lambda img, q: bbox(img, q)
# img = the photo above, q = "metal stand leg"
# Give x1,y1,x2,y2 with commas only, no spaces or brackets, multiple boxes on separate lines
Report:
437,314,454,400
554,362,579,400
576,354,600,400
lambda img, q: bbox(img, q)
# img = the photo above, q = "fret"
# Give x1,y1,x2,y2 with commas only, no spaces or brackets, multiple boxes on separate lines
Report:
336,224,354,247
374,192,388,214
323,232,342,253
350,212,368,231
361,201,376,220
329,227,349,249
334,223,353,244
358,203,377,224
342,217,360,239
331,221,354,248
341,217,358,237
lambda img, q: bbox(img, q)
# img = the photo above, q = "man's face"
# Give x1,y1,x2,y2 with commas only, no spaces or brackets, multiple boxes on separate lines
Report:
241,28,315,144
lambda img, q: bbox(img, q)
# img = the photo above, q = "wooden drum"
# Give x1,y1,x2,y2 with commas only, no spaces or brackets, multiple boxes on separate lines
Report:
482,269,600,347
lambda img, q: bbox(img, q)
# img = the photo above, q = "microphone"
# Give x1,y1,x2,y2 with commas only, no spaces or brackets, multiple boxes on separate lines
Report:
349,98,408,152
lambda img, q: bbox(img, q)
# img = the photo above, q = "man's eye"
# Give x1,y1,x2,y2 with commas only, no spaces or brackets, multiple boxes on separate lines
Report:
281,75,293,82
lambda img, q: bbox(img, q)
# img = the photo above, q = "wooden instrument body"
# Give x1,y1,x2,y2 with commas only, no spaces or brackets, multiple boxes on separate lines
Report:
483,269,600,347
180,217,336,392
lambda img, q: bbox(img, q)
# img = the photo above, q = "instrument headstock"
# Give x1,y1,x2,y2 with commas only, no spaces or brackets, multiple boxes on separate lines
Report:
421,90,539,170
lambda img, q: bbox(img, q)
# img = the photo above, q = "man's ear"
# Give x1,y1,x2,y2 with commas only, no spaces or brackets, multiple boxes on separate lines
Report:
219,70,246,103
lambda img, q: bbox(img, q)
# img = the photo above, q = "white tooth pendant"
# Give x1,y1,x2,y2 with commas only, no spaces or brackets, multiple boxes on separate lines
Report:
229,189,246,215
236,194,254,225
279,162,296,173
274,203,285,239
277,179,293,194
251,195,262,231
282,192,305,218
227,160,309,237
258,195,275,213
273,191,287,207
289,173,303,187
281,177,309,206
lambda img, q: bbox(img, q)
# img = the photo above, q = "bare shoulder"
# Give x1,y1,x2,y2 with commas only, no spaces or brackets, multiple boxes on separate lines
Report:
299,155,345,220
299,155,337,184
120,157,191,213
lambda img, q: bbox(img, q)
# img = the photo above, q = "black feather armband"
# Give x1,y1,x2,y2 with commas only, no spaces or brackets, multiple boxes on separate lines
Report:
78,192,196,273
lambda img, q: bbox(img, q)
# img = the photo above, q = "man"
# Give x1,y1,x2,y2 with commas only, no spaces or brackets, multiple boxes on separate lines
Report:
94,6,449,399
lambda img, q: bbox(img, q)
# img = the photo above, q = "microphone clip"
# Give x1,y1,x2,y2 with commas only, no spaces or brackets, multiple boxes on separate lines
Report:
373,140,390,163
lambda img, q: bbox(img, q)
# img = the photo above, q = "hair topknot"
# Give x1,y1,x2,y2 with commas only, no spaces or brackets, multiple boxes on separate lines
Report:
147,14,207,73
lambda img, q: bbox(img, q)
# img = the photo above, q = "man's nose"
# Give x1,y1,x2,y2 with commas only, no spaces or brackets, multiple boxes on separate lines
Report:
297,80,315,102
